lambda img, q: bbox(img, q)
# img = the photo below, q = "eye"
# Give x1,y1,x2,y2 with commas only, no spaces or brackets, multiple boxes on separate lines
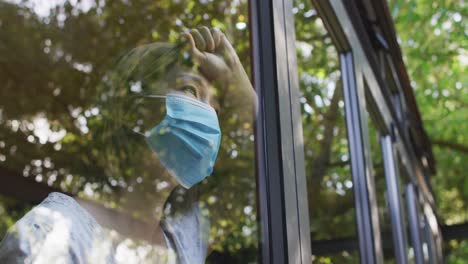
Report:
179,85,197,98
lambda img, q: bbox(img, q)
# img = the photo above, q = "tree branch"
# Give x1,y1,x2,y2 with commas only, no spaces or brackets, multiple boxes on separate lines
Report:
308,83,342,209
432,139,468,154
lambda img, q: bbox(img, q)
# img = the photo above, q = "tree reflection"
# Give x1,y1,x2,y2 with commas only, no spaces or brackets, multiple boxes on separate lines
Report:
0,0,257,261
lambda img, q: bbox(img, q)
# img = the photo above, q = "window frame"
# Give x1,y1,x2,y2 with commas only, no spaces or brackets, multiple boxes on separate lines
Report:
0,0,442,263
249,0,441,263
249,0,312,262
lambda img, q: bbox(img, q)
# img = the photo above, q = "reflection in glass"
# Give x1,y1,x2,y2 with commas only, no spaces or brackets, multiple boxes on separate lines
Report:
293,0,359,262
397,157,416,264
367,111,395,263
0,0,258,263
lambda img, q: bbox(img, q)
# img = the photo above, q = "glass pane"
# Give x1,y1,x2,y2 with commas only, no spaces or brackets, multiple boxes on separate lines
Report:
397,156,416,264
366,110,395,263
422,215,436,263
293,0,359,262
0,1,259,263
413,195,429,263
413,192,430,263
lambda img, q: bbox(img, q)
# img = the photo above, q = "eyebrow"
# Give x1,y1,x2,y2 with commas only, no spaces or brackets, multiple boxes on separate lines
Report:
176,73,206,88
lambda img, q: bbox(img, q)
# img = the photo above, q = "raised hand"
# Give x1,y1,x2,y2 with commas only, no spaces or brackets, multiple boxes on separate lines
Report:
184,27,257,120
184,27,243,83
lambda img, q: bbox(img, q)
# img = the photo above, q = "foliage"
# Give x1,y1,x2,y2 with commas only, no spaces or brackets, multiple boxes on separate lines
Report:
0,0,465,262
0,0,256,261
389,0,467,262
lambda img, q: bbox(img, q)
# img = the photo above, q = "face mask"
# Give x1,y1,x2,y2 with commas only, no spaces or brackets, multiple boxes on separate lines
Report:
145,93,221,188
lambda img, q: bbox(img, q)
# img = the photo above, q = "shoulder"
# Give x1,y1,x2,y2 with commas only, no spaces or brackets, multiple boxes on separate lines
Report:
0,192,115,264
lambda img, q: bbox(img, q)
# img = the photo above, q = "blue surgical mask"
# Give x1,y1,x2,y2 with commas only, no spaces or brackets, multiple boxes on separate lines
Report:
145,93,221,188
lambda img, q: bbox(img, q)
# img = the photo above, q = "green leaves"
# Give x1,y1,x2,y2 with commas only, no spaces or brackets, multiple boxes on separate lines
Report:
390,0,468,260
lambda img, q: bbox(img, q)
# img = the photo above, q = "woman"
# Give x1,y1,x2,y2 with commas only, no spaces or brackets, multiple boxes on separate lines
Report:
0,27,256,264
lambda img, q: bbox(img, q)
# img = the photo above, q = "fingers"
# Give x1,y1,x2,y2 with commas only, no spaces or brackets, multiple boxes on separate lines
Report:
190,29,206,52
186,27,225,53
184,32,204,61
185,27,239,71
210,27,223,48
210,27,235,55
200,26,215,52
220,32,236,54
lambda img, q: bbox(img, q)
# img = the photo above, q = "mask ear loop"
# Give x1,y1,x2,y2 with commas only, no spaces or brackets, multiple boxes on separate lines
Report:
139,94,167,99
129,93,167,137
129,93,167,99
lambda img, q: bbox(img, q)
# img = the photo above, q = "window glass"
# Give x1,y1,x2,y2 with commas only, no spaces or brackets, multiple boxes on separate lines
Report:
411,194,430,263
366,110,396,263
397,156,416,264
422,214,436,263
0,1,259,263
293,0,359,262
413,192,430,263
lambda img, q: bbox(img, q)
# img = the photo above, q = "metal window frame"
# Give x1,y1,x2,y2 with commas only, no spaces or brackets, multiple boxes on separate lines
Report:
308,0,440,263
0,0,443,263
422,201,444,263
249,0,440,263
406,183,425,264
341,52,383,264
404,178,445,264
381,135,409,264
422,214,437,264
249,0,311,262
